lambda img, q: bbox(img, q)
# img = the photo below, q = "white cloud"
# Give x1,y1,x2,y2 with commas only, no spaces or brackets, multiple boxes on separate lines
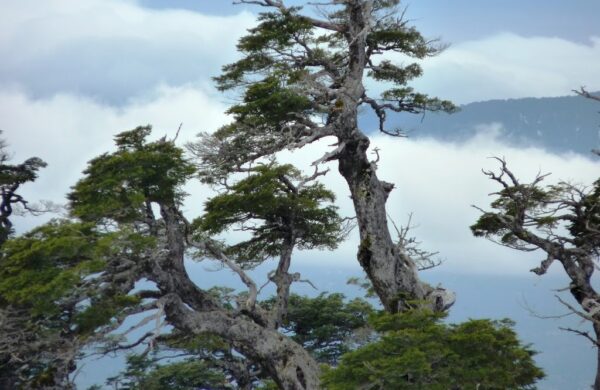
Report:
276,124,600,275
2,2,599,275
3,1,599,105
0,0,255,102
0,85,230,232
369,33,600,104
2,85,599,277
422,33,600,103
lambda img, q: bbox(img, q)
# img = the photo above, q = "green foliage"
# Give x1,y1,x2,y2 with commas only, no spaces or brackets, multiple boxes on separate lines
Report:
322,310,544,390
0,156,47,188
0,219,147,338
471,176,600,255
0,220,142,387
108,354,229,390
471,183,554,242
227,75,312,125
568,179,600,249
199,0,457,176
0,133,47,244
69,126,196,223
75,294,141,335
108,292,374,388
215,9,312,91
0,220,104,316
281,293,375,364
196,164,345,264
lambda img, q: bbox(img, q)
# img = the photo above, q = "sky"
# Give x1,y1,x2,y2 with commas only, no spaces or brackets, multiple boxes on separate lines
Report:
1,0,600,388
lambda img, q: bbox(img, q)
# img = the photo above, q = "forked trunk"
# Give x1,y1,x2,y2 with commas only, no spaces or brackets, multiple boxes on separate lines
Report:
157,204,320,389
337,131,450,312
163,295,320,390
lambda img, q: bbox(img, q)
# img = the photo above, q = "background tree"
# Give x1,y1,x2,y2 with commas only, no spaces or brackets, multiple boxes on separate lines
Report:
0,124,545,389
106,354,230,390
0,134,54,388
104,291,375,389
104,291,543,390
471,87,600,390
66,126,350,389
322,309,544,389
189,0,457,313
0,221,146,389
0,132,47,245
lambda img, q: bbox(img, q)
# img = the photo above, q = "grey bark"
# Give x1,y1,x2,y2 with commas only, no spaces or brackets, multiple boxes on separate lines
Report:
142,204,321,389
218,0,456,314
475,159,600,389
162,294,320,390
593,324,600,390
332,0,452,312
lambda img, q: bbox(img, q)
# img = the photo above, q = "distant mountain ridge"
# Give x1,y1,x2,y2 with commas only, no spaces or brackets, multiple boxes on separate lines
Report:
360,93,600,155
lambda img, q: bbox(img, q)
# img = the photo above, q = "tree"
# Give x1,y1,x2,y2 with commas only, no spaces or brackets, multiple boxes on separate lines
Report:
66,126,349,389
0,132,47,245
322,309,544,389
189,0,457,313
106,354,230,390
0,124,544,389
0,216,159,389
471,89,600,389
105,291,543,390
0,134,55,388
0,2,553,387
105,291,375,389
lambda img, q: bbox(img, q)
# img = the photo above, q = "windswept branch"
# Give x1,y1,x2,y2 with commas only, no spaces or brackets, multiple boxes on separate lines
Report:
189,239,259,312
234,0,345,32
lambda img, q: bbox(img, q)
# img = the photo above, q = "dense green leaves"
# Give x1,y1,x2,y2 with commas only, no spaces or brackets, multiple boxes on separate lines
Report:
0,220,145,331
0,220,141,388
280,293,374,364
197,164,345,263
107,355,229,390
471,176,600,254
69,126,196,223
0,220,104,316
195,0,458,185
215,9,312,91
471,183,555,243
0,133,47,244
568,179,600,249
322,310,544,390
0,156,47,188
227,75,312,125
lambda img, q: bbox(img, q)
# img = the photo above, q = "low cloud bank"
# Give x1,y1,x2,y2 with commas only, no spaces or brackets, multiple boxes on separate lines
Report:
370,33,600,104
279,123,599,275
1,87,598,275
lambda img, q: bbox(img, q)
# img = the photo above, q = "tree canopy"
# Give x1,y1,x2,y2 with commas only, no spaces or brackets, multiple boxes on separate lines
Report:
322,310,544,389
0,1,559,389
188,0,457,314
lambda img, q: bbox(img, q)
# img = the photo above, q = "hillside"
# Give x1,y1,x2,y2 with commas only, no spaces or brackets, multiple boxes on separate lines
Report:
360,93,600,155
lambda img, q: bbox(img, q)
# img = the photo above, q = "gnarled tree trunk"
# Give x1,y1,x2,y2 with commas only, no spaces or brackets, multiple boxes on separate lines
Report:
149,204,321,390
163,295,320,390
333,1,454,313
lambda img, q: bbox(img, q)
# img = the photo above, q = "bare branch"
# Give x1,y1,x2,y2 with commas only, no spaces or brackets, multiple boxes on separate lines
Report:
298,165,330,188
574,87,600,102
559,327,600,347
556,295,597,323
189,239,259,311
312,141,346,165
234,0,345,32
389,213,442,271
